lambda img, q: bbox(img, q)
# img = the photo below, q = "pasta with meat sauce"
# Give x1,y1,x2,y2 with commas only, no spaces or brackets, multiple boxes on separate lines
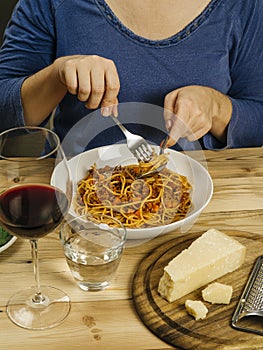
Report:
74,161,192,228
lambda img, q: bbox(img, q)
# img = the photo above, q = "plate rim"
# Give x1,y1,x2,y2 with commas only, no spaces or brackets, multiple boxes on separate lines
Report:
0,235,17,253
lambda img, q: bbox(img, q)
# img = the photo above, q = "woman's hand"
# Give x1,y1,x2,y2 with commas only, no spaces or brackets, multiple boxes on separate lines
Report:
163,85,232,147
21,54,120,126
54,55,120,115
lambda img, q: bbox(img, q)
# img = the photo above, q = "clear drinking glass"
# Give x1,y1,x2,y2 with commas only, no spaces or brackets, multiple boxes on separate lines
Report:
60,215,127,291
0,127,72,329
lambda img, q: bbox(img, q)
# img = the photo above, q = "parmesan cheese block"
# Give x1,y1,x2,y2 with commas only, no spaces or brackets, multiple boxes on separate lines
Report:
202,282,233,304
158,229,246,302
185,300,208,320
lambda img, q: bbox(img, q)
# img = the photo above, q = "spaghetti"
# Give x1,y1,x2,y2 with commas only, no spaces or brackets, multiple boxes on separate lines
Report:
74,158,192,228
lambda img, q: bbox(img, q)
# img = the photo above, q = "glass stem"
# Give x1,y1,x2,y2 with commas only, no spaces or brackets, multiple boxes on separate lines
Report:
30,239,45,304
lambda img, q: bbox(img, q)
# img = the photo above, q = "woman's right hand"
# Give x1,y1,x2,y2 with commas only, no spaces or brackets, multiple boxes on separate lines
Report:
54,55,120,115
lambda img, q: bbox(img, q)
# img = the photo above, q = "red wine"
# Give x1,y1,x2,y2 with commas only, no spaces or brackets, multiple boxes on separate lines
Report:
0,184,69,239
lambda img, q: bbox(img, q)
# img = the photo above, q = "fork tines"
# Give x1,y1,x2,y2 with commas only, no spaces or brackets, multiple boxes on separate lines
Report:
134,143,153,162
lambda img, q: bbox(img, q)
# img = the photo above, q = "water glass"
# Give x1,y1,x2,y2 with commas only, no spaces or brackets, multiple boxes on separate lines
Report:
60,215,127,291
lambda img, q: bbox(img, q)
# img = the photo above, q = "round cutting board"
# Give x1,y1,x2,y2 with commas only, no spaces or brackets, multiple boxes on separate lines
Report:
132,230,263,349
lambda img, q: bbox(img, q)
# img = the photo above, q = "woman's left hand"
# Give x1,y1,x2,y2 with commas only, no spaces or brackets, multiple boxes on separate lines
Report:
163,85,232,147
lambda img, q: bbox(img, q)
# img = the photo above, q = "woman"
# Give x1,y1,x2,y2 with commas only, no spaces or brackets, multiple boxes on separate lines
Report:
0,0,262,150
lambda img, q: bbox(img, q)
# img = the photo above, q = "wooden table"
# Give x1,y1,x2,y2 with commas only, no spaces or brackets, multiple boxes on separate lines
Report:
1,147,263,349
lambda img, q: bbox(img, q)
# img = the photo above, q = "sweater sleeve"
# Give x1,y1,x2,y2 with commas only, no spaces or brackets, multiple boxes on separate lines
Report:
203,0,263,149
0,0,55,132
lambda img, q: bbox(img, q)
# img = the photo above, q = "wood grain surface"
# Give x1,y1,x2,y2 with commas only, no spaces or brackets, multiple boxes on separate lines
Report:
1,147,263,350
133,230,263,350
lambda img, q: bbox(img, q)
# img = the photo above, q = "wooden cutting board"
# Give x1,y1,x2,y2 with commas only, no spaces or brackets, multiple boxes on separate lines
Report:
132,230,263,349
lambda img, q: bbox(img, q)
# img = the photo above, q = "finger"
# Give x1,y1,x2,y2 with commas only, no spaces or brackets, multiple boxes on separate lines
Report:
167,115,192,147
102,67,120,106
163,109,174,131
112,102,118,117
76,66,91,102
101,98,118,117
164,92,179,131
166,92,197,146
101,106,112,117
101,67,120,116
63,64,78,95
85,68,105,109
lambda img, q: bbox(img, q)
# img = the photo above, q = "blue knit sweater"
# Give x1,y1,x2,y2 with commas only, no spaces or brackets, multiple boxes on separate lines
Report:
0,0,262,152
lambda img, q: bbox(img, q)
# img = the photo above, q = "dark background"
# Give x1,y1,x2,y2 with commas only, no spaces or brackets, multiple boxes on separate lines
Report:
0,0,18,44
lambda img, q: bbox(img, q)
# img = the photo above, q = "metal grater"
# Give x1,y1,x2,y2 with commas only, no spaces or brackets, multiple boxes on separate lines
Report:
231,255,263,336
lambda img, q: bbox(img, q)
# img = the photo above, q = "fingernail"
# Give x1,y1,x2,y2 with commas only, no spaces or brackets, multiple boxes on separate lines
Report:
101,107,110,117
166,119,172,130
113,104,118,117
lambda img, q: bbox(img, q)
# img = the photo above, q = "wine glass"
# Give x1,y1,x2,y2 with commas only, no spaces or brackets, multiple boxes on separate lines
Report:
0,126,72,330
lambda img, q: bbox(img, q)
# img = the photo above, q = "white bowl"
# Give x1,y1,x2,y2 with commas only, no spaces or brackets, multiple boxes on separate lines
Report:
51,144,213,240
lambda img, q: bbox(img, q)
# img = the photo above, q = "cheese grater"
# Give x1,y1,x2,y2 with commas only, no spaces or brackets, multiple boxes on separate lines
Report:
231,255,263,336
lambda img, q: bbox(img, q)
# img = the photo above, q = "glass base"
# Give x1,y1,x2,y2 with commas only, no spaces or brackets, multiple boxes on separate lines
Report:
6,286,71,330
78,281,109,291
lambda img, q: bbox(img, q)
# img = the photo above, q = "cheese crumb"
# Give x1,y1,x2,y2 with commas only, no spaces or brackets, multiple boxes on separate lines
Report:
185,300,208,320
202,282,233,304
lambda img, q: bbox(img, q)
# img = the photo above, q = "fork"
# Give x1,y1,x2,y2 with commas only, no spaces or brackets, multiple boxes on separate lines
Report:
137,135,169,178
109,114,153,162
